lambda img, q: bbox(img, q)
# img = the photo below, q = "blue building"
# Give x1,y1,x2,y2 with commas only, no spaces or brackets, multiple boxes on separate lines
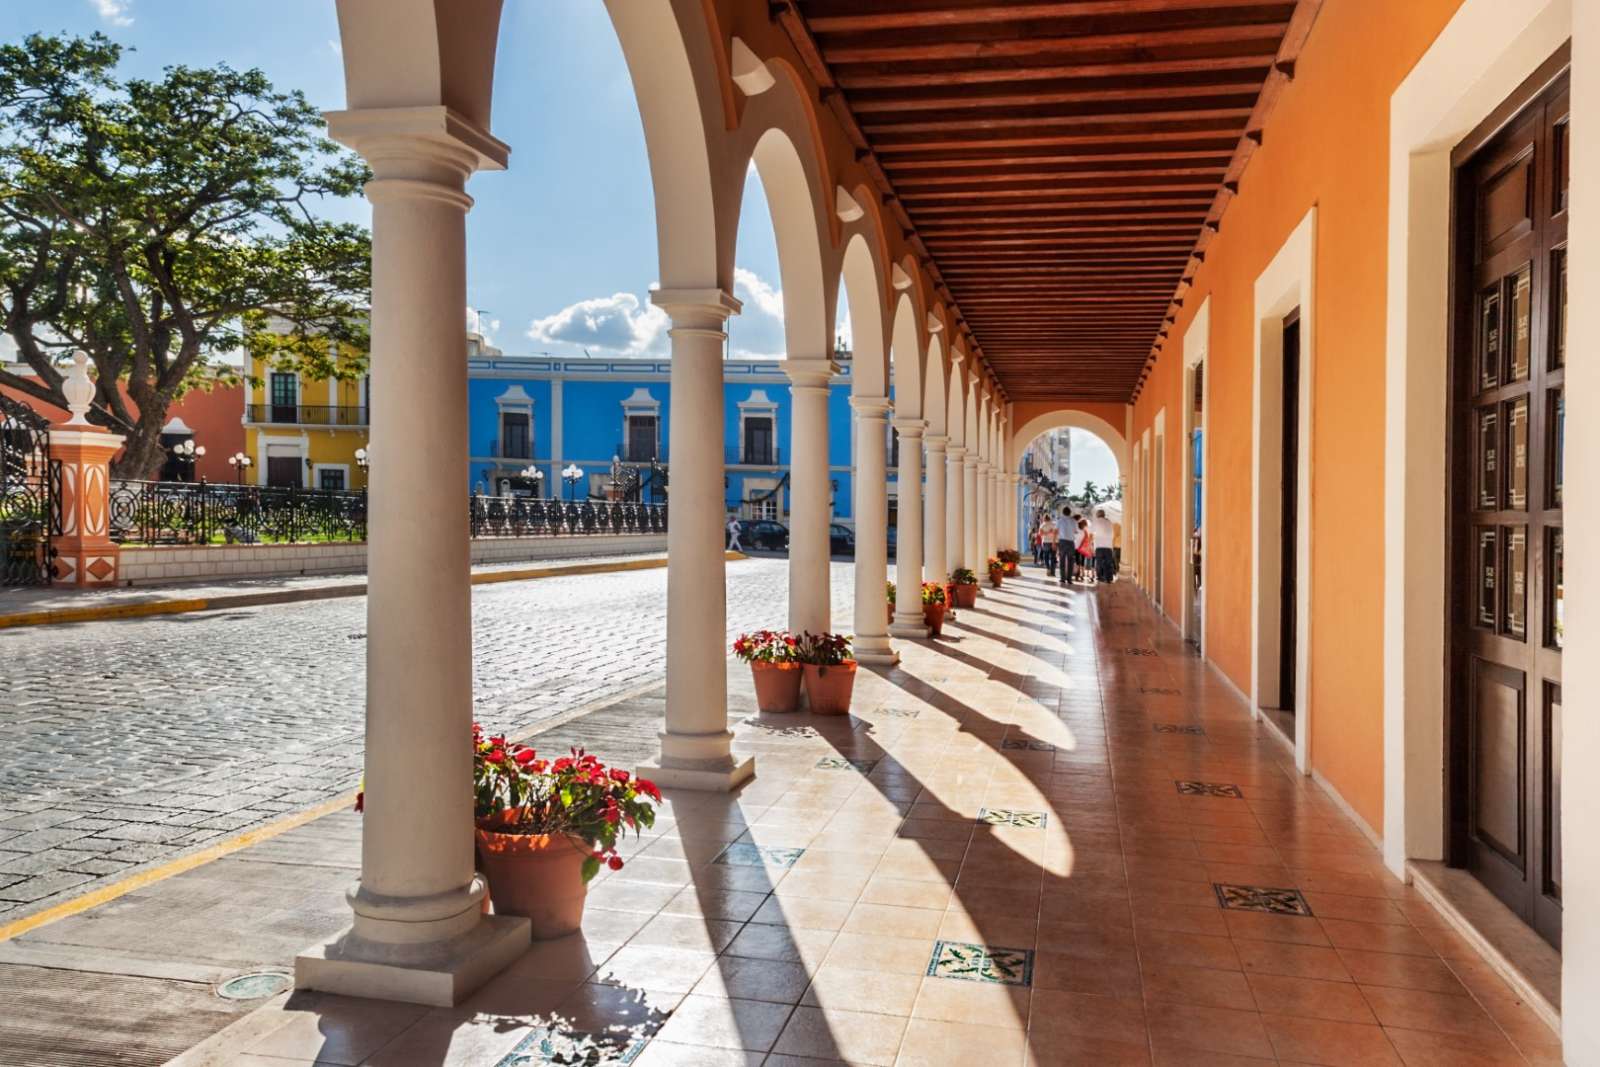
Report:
466,341,887,527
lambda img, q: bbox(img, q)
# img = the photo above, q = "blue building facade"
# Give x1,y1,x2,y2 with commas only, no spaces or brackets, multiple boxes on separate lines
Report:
466,352,875,525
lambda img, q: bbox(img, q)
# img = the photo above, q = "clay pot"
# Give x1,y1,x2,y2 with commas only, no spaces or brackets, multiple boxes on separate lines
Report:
988,570,1003,588
923,601,946,638
802,661,857,715
951,583,978,609
1004,562,1020,577
750,660,802,713
474,824,589,939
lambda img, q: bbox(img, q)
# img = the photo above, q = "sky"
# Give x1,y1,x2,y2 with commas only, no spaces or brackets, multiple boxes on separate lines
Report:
0,0,1118,485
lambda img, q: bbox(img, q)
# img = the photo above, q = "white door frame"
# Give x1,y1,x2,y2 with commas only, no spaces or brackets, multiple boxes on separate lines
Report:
1182,298,1211,651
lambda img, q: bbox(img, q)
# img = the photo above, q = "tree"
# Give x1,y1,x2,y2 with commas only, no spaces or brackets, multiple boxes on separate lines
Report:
0,33,370,477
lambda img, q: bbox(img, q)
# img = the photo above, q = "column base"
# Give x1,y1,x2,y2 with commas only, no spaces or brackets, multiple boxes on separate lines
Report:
854,635,899,665
636,754,755,792
888,613,930,639
295,913,529,1007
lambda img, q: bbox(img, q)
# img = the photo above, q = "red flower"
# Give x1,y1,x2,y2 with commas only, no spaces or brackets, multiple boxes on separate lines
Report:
514,749,537,765
610,768,630,783
607,855,624,871
604,807,621,825
636,777,662,802
486,747,505,764
552,757,574,773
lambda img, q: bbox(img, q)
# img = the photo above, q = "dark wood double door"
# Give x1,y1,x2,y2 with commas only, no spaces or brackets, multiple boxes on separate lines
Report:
1448,53,1568,948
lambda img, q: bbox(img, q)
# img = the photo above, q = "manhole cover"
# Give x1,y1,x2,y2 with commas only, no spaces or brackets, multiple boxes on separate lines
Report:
216,971,292,1000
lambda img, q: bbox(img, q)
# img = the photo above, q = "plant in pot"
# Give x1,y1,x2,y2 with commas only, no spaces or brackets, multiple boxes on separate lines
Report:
950,567,979,608
997,548,1022,576
796,631,856,715
886,580,895,626
472,726,660,939
734,629,801,713
987,556,1005,587
921,581,947,637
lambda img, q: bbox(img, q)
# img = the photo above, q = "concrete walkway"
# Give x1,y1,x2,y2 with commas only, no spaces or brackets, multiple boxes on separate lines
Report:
3,572,1564,1066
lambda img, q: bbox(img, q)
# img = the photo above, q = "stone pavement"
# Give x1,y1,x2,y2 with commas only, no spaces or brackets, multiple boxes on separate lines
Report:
0,557,852,925
3,570,1562,1066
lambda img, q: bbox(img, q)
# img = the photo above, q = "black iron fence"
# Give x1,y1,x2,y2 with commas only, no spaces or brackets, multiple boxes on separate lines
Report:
107,480,668,545
470,495,667,538
246,404,368,426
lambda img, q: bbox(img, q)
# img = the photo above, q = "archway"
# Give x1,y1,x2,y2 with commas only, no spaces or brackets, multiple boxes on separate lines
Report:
1014,418,1127,581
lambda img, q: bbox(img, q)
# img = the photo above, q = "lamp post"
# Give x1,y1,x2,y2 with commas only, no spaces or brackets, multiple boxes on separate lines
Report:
226,451,251,484
519,465,544,498
171,438,206,482
561,463,583,502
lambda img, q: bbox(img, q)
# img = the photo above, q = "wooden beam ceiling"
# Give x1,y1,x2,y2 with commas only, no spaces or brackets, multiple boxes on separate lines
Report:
778,0,1322,402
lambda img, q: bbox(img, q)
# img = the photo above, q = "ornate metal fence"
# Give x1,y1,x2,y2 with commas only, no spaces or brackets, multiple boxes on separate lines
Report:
105,481,668,545
108,481,367,545
469,495,668,538
0,395,59,585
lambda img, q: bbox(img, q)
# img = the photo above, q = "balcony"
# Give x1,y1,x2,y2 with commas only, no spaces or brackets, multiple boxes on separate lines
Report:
615,441,660,464
728,443,780,467
248,404,368,427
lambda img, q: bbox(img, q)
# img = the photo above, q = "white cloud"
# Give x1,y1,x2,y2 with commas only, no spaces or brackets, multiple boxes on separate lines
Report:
733,266,783,321
466,306,500,343
88,0,133,26
526,291,667,355
327,39,343,58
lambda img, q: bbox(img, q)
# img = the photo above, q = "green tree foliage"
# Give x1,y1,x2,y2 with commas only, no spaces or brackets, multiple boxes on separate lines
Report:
0,33,370,476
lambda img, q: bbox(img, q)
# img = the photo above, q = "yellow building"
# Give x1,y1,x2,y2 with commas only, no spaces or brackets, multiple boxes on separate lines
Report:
241,346,369,491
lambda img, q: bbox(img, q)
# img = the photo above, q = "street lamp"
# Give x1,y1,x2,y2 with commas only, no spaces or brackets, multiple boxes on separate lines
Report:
519,465,545,498
561,463,584,502
227,452,252,484
171,438,205,482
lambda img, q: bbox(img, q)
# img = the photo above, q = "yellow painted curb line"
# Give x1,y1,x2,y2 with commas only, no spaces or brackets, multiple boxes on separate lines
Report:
0,552,750,631
0,790,357,944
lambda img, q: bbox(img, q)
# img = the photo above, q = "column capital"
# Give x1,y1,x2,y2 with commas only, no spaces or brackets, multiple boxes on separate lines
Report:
849,394,893,417
325,105,509,177
946,444,967,459
890,416,926,437
651,287,742,327
924,434,949,451
780,358,840,391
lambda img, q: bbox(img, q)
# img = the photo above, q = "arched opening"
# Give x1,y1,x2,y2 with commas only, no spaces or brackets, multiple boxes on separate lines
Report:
1016,423,1125,583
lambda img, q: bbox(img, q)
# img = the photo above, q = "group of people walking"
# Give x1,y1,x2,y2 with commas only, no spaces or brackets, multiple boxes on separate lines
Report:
1032,506,1118,585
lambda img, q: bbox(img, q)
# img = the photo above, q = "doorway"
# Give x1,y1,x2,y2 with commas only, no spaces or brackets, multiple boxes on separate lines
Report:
1278,310,1302,717
1447,59,1566,948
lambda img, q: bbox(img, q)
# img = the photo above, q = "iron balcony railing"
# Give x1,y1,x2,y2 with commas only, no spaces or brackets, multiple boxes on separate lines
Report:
728,444,780,466
615,441,660,464
106,480,668,545
247,404,368,427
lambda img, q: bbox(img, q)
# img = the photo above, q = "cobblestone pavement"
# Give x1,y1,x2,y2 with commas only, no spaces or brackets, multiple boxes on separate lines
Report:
0,557,857,921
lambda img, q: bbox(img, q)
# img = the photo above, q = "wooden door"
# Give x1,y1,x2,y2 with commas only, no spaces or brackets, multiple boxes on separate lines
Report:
1448,53,1567,948
1280,312,1301,714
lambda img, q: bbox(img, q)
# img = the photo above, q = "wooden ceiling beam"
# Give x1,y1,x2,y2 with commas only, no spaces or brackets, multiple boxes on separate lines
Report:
802,0,1296,33
860,105,1255,135
848,76,1265,114
818,23,1289,65
838,54,1276,89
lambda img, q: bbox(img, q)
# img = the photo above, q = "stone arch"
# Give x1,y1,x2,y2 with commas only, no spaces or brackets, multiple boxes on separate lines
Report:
923,333,947,436
334,0,502,128
836,231,889,396
888,291,925,419
1009,408,1130,475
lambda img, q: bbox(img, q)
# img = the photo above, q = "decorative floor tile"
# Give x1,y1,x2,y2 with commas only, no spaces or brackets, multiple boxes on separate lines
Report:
1141,686,1181,695
1123,647,1158,656
1175,780,1244,798
815,756,878,774
494,1026,647,1066
1214,883,1314,917
876,708,921,719
977,808,1047,829
1000,738,1056,752
713,842,805,868
926,940,1034,986
1153,723,1206,735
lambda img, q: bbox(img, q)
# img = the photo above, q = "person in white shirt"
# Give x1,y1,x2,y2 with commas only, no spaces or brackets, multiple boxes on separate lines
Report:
726,515,742,551
1038,516,1059,576
1091,508,1116,582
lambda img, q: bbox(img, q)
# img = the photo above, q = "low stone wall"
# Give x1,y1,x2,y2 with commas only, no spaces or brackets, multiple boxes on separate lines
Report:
116,534,670,586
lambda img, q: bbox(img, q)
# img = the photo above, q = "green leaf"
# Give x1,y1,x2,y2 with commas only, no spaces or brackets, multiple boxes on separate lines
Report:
580,856,601,883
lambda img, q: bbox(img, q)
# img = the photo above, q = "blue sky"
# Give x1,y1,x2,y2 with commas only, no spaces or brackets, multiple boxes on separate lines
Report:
0,0,1118,486
0,0,792,362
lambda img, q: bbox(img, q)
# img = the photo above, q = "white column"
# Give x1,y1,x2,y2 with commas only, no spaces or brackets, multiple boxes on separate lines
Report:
1006,473,1022,551
962,453,979,574
977,460,991,565
924,434,948,586
851,395,897,664
638,289,752,790
889,418,927,637
782,358,837,635
299,108,528,1007
946,445,967,575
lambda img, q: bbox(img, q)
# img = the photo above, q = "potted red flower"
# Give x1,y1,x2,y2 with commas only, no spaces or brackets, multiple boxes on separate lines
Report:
734,629,802,713
472,726,660,939
987,556,1005,588
921,582,948,637
997,549,1022,577
950,567,979,608
797,631,856,715
886,581,896,625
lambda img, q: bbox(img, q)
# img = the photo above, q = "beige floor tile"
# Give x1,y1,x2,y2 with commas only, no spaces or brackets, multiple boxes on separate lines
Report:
594,945,717,995
843,902,946,940
894,1018,1028,1067
802,962,923,1017
651,993,795,1052
824,932,938,976
911,975,1031,1030
772,1005,908,1065
691,956,811,1004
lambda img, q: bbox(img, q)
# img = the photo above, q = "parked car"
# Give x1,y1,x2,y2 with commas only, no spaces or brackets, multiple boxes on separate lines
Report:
736,519,789,551
829,523,855,556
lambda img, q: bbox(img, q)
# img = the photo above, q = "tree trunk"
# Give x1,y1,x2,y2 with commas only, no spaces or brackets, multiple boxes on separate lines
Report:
110,401,173,480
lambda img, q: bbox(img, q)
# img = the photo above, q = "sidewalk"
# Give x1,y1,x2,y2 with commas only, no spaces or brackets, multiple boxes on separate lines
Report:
0,551,744,630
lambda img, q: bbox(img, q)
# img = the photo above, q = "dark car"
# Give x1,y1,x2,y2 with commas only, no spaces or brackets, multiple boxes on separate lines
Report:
829,523,855,556
736,519,789,551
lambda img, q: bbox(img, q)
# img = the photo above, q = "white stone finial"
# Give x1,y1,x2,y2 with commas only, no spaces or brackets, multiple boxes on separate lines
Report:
729,38,775,96
62,351,94,427
835,186,864,223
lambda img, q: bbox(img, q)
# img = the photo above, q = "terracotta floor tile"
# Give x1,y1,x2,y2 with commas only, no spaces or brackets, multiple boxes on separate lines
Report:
894,1018,1027,1067
1133,928,1242,971
1246,973,1377,1023
651,993,795,1052
1140,961,1256,1011
1383,1026,1536,1066
1337,949,1469,994
1033,949,1143,997
1025,1034,1153,1066
1261,1014,1401,1065
1321,919,1438,957
1222,910,1331,947
1301,891,1409,925
1028,989,1148,1046
1034,917,1136,957
691,956,810,1004
772,1005,907,1066
1357,985,1505,1040
1146,1002,1275,1060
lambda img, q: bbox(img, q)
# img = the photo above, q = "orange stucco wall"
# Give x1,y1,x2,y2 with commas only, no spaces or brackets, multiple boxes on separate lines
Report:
1129,0,1469,833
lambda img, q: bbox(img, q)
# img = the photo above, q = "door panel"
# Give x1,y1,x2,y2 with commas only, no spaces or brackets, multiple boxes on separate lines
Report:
1449,57,1566,949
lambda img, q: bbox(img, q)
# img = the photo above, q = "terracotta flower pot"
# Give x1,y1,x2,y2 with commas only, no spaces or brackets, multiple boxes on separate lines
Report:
1004,562,1019,577
802,661,857,715
922,601,946,638
951,583,978,609
887,603,894,625
750,660,802,713
474,825,590,939
989,571,1003,588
